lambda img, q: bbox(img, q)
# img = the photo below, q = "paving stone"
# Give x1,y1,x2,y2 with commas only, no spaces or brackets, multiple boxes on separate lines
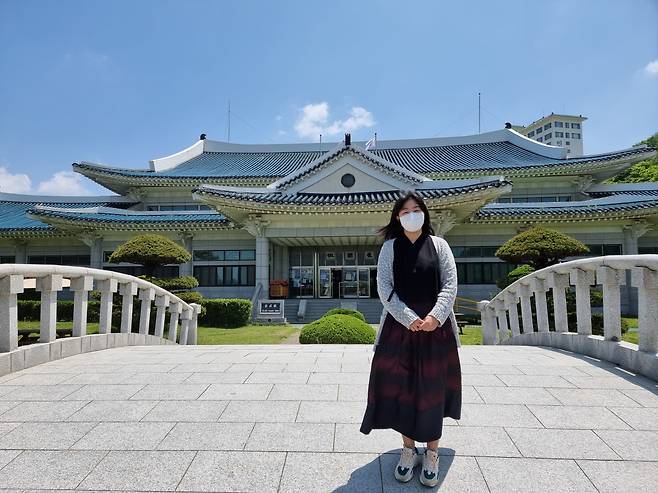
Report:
245,371,310,384
496,374,576,388
70,422,174,450
0,449,21,469
297,401,366,423
527,404,632,429
219,400,299,422
475,386,561,405
505,428,620,459
438,426,521,457
0,421,96,449
245,422,335,451
547,388,642,407
198,383,273,400
476,456,597,493
336,423,405,453
279,452,381,493
0,400,88,422
619,388,658,407
157,422,254,450
338,384,368,401
608,406,658,430
63,384,145,400
184,371,252,384
142,400,228,422
0,385,82,401
129,383,209,400
177,450,286,492
576,459,658,493
460,364,524,375
462,385,484,403
267,383,338,401
0,450,106,489
593,429,658,460
563,375,653,389
78,450,194,491
0,373,79,386
514,365,590,376
67,400,158,422
0,422,21,437
58,372,133,384
461,374,506,386
118,372,195,384
307,372,370,384
459,403,543,428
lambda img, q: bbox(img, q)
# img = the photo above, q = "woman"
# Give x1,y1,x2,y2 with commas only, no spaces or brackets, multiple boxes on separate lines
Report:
359,190,462,487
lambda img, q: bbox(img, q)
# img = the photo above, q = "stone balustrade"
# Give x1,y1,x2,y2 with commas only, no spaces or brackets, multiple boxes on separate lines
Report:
478,255,658,380
0,264,201,375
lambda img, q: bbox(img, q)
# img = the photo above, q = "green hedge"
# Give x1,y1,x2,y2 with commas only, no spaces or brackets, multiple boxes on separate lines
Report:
300,314,375,344
18,300,101,322
323,308,366,322
140,275,199,291
199,298,252,328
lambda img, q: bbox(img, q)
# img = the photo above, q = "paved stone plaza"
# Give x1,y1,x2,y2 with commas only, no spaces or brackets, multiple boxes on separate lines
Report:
0,344,656,492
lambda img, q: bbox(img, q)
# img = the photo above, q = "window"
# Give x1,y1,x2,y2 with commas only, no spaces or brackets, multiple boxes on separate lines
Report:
566,141,571,145
456,262,518,284
581,244,622,256
557,141,562,146
527,130,535,137
105,265,180,277
452,246,501,258
544,141,551,145
537,136,543,142
194,265,255,286
0,256,15,263
544,123,552,130
639,246,658,254
555,131,564,138
193,249,255,261
567,149,571,154
536,127,543,134
573,133,581,139
545,132,552,140
28,255,90,266
572,123,581,129
555,121,564,128
146,204,212,211
565,132,570,138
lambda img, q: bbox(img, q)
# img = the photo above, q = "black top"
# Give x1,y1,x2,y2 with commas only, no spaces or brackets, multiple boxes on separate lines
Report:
391,232,440,305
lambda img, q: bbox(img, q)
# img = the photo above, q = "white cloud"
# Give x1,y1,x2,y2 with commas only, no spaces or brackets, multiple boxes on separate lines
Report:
0,167,32,194
36,171,91,195
0,166,91,196
644,59,658,76
294,102,375,139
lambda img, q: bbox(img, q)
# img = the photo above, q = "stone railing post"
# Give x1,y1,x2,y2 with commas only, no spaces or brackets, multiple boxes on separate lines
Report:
138,287,156,335
96,278,118,334
168,302,182,342
189,303,201,345
547,272,570,333
36,274,63,343
477,300,497,344
69,276,93,337
154,294,170,338
119,282,139,333
596,266,625,341
530,277,550,333
518,283,534,334
493,299,509,343
631,267,658,352
504,291,521,337
570,269,594,335
180,307,192,345
0,274,24,352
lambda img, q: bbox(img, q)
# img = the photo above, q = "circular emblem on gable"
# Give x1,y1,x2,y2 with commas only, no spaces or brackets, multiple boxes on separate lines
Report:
341,173,355,188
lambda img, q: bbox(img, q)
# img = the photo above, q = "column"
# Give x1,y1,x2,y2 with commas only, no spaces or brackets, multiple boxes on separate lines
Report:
12,240,28,264
0,274,24,352
631,267,658,353
244,215,271,299
504,291,521,337
596,266,625,341
69,275,94,337
179,233,194,277
622,222,651,317
570,269,595,335
154,294,170,338
138,287,156,335
36,274,64,343
96,278,118,334
547,272,570,333
81,234,104,269
518,284,534,334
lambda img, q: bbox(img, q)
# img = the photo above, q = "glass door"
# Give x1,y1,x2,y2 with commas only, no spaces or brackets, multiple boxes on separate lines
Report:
357,267,370,298
319,267,332,298
290,266,314,297
340,267,359,298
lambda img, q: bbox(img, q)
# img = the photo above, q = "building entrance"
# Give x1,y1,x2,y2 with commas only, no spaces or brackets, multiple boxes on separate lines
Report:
318,266,374,299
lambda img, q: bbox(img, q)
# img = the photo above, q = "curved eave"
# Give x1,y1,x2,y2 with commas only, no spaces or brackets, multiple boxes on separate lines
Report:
193,180,512,214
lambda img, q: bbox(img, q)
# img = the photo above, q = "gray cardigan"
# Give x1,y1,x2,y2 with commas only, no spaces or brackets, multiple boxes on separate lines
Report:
373,234,460,351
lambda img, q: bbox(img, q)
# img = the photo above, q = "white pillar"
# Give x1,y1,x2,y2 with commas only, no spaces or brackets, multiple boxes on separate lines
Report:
81,234,104,269
119,282,139,333
154,295,170,338
531,277,550,333
138,287,156,335
477,300,497,345
179,233,194,277
180,307,192,345
631,267,658,352
12,241,27,264
494,299,509,343
69,276,94,337
168,302,182,342
504,291,521,337
36,274,64,343
96,278,118,334
0,274,24,352
570,269,594,335
256,236,270,298
596,266,625,341
548,272,570,333
518,284,534,334
189,303,201,345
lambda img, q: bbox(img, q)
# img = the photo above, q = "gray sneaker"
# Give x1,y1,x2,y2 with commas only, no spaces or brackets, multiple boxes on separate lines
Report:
394,445,421,483
419,447,440,487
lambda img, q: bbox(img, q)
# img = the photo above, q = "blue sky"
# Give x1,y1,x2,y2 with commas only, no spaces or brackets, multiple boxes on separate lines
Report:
0,0,656,195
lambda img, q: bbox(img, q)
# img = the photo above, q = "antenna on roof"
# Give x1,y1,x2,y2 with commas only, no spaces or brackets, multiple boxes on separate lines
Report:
319,134,322,152
478,92,481,134
227,100,231,143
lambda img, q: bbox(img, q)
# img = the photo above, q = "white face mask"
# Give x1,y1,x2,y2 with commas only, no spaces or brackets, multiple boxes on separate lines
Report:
399,210,425,232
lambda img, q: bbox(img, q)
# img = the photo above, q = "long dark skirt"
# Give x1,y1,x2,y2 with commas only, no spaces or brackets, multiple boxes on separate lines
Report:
359,299,462,442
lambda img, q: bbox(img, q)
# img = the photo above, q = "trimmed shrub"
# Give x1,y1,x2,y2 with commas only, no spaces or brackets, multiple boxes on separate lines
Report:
496,227,589,269
496,264,535,289
108,234,191,276
323,308,366,322
176,291,204,305
140,275,199,291
299,314,375,344
199,298,252,328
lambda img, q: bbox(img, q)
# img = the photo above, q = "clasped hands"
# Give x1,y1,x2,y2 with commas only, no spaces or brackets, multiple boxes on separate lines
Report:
408,314,440,332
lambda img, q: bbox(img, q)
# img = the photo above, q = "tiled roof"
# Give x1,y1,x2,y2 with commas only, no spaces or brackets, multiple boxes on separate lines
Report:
74,143,655,180
474,194,658,221
0,196,135,234
194,178,510,206
26,206,229,230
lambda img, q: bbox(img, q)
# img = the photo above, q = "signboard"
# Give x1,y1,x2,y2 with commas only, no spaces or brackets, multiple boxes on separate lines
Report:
259,300,284,316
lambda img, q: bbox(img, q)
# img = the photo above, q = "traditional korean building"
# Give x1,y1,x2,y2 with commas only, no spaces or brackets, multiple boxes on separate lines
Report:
1,127,656,319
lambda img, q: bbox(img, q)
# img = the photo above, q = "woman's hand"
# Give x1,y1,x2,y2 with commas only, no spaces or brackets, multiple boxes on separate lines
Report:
419,314,440,331
408,318,424,331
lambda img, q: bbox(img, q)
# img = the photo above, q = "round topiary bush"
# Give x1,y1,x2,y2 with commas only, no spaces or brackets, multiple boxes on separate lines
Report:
323,308,366,322
299,314,375,344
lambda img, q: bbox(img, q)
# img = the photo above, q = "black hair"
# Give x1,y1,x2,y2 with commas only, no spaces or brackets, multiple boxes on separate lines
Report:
376,190,435,240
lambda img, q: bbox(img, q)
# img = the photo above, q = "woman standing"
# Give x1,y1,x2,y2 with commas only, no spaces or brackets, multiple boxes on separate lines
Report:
359,191,462,487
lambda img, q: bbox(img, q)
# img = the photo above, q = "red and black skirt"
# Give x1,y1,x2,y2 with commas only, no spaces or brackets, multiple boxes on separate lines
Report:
360,299,462,442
